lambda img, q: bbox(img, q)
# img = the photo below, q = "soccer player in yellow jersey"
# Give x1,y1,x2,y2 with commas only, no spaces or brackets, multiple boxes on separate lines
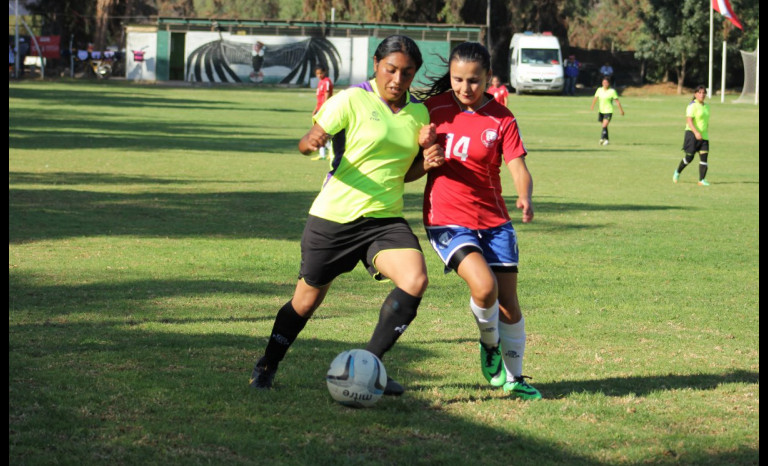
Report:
673,85,711,186
590,76,625,145
249,35,444,396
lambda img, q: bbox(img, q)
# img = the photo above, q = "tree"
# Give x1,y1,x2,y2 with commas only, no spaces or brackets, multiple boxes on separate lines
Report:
94,0,116,50
567,0,647,51
635,0,708,93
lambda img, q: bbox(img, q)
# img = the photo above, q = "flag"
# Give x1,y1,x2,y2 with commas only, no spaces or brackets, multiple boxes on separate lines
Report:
712,0,744,30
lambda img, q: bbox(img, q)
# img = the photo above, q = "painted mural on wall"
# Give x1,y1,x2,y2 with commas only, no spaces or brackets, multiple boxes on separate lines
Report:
185,34,341,85
125,31,157,81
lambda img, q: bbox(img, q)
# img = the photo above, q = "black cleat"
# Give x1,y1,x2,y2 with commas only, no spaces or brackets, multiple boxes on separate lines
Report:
249,357,277,390
383,376,405,396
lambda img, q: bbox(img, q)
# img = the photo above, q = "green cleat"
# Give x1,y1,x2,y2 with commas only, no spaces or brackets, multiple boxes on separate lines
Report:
503,376,542,400
479,340,506,387
673,171,680,183
698,179,710,186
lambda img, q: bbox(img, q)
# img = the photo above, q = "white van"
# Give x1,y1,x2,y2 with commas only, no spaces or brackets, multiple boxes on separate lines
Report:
508,32,564,95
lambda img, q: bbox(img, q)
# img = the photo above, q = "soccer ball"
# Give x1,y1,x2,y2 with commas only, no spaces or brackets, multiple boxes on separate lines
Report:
326,349,387,408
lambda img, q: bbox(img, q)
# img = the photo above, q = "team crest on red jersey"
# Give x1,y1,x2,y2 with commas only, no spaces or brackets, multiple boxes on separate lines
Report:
480,129,499,148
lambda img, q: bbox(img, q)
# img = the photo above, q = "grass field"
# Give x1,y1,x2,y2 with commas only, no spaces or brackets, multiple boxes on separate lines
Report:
9,80,759,465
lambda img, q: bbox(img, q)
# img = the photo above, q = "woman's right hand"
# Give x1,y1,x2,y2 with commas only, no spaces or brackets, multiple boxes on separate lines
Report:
419,123,437,148
299,123,330,155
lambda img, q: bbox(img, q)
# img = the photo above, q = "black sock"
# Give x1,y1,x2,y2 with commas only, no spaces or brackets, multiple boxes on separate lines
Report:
699,153,708,180
602,128,608,140
677,154,694,174
262,301,309,367
366,288,421,360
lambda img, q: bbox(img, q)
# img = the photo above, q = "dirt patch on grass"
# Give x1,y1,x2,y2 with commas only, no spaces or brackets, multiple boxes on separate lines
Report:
621,82,692,96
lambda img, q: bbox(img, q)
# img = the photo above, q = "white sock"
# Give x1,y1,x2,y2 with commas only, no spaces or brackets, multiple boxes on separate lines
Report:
470,297,500,347
499,318,525,380
319,146,326,157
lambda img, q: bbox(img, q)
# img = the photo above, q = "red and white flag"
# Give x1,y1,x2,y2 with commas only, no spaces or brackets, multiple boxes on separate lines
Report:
712,0,744,30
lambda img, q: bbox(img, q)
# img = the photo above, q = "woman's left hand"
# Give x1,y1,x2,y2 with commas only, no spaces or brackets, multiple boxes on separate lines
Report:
422,144,445,170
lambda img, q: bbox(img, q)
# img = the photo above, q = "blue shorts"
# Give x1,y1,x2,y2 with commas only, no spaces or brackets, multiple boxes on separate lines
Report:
425,222,519,274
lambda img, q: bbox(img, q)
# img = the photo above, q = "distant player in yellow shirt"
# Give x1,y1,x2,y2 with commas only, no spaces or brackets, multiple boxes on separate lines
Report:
590,76,625,145
673,85,711,186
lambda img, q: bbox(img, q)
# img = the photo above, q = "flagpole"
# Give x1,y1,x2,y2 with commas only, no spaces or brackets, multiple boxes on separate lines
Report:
721,40,726,103
708,4,713,98
756,40,760,105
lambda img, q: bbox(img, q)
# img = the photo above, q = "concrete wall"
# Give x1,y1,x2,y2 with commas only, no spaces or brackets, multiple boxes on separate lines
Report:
124,29,449,89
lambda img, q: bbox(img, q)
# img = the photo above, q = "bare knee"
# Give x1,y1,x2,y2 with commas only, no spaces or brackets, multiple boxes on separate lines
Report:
470,282,498,308
397,272,428,298
290,281,329,317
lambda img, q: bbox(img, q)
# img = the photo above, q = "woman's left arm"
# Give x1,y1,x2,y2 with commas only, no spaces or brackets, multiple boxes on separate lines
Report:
405,144,444,182
506,156,534,223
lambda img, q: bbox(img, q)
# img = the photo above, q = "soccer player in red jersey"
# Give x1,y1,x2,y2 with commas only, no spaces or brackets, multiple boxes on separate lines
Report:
311,66,334,160
414,42,541,400
486,75,508,107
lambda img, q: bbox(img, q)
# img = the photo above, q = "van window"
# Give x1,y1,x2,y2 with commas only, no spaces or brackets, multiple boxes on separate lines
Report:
520,49,560,65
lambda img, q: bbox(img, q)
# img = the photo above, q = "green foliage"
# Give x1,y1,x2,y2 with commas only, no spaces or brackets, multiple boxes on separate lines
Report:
567,0,648,51
192,0,283,18
637,0,759,86
9,81,759,465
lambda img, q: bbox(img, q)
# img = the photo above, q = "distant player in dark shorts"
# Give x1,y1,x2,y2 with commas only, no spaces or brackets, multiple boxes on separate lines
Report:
590,76,625,145
673,85,711,186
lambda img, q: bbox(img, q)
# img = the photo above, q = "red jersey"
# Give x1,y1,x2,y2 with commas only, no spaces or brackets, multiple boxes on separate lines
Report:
423,91,527,229
315,77,333,113
487,85,509,106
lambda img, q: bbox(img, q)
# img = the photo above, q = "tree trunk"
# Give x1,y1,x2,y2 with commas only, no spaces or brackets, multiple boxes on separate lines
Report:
94,0,115,51
676,55,687,95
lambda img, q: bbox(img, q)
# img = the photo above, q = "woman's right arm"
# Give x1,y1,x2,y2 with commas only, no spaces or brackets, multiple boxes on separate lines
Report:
298,123,330,155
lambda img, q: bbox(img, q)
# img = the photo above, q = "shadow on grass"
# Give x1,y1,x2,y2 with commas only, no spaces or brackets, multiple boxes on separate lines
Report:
10,117,298,154
8,273,296,320
9,176,689,244
9,186,317,243
9,84,309,112
8,313,759,465
541,370,760,398
433,370,759,400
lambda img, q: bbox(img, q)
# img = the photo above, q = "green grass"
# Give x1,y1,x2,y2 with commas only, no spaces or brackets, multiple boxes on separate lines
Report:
9,80,759,465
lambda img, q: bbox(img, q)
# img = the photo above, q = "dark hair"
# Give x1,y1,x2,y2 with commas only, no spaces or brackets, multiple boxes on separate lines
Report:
692,84,707,102
374,35,423,71
414,42,491,101
315,65,327,73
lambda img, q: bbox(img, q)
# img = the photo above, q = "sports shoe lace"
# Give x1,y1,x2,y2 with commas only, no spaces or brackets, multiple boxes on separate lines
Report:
513,375,533,387
483,344,499,367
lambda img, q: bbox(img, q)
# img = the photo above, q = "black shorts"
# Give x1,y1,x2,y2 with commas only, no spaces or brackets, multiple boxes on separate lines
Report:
598,113,612,122
298,215,423,287
682,131,709,154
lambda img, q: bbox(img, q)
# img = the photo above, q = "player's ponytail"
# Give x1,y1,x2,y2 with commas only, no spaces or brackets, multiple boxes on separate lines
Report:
414,42,491,102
